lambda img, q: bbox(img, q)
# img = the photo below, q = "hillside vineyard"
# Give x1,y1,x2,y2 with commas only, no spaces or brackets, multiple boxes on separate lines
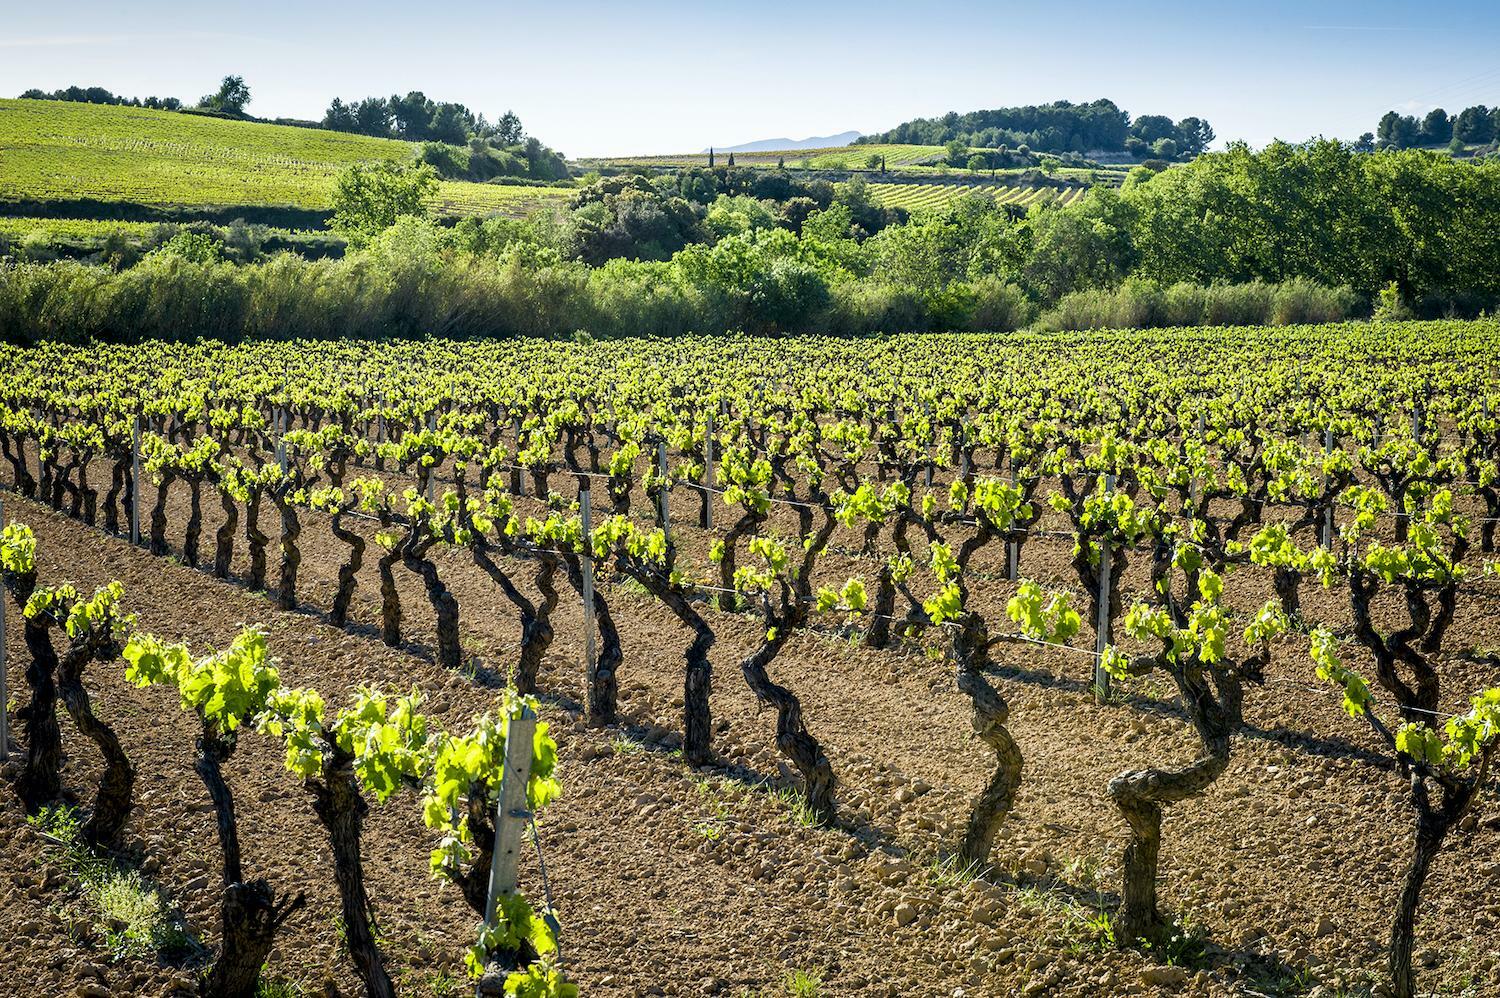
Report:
2,323,1499,996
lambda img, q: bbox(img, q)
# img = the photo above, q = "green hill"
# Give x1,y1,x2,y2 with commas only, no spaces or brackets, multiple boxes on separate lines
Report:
0,98,569,220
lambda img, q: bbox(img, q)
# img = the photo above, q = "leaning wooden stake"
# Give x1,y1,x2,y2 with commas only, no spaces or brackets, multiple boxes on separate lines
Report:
1093,473,1115,703
512,416,526,497
701,413,715,529
1007,465,1019,581
130,414,141,547
276,408,288,476
479,704,538,991
656,440,671,542
483,704,538,922
579,486,597,706
1321,427,1335,547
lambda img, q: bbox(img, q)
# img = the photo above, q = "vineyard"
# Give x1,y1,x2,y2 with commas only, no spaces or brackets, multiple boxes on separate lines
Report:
0,99,570,219
869,182,1089,212
0,217,164,241
1,325,1499,997
573,144,945,171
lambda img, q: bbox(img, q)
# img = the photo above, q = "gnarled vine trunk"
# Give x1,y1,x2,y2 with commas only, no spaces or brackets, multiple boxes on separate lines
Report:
196,729,304,998
56,642,134,846
1108,738,1230,943
563,553,621,725
214,488,239,579
738,616,836,824
403,534,461,669
149,474,175,556
378,544,403,647
308,751,394,998
183,477,203,567
103,460,127,535
1,434,36,498
328,512,365,629
472,549,558,694
631,568,716,764
952,613,1022,867
1389,812,1446,998
273,491,301,611
16,615,63,809
244,490,268,591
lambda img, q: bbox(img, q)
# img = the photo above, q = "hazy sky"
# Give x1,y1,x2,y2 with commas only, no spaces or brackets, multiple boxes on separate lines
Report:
4,1,1499,156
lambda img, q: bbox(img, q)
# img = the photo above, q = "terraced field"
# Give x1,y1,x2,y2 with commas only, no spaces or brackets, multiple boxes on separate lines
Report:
576,142,944,171
870,181,1090,211
0,216,163,241
0,99,569,218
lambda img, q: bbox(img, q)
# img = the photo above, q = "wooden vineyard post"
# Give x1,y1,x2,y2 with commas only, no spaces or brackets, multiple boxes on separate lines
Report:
482,703,538,934
1007,464,1019,581
130,413,141,547
276,407,288,476
958,414,971,482
1321,427,1335,548
0,493,7,762
924,403,934,489
656,440,671,542
512,416,526,497
578,482,597,709
1093,473,1115,704
426,412,437,502
701,412,715,529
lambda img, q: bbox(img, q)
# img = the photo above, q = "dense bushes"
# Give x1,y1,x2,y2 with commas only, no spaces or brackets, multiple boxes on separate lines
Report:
1035,279,1361,332
0,235,1358,344
5,142,1499,342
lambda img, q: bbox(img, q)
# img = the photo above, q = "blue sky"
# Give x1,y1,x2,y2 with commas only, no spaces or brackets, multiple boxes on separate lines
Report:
3,1,1499,156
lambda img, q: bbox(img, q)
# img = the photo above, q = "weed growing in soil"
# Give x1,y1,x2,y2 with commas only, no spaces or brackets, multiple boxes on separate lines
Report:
692,775,733,840
27,804,193,958
396,969,464,997
770,786,821,827
1059,854,1107,893
610,735,644,755
782,968,824,997
924,853,988,889
1132,916,1210,968
255,975,306,997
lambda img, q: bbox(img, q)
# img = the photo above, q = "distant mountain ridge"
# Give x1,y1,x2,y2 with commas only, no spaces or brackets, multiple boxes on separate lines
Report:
704,130,861,154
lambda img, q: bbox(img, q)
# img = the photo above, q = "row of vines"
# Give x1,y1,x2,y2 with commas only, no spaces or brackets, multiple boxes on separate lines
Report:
2,324,1499,997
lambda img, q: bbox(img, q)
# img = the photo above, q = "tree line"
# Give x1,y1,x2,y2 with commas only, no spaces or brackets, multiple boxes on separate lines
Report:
855,98,1215,159
321,91,520,145
322,92,568,182
1369,104,1500,151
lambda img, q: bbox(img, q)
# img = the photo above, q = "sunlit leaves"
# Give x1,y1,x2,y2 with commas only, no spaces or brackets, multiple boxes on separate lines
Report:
1005,581,1081,644
1308,628,1370,717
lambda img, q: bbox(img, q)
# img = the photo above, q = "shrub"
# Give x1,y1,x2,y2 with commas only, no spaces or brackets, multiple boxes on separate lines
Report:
1037,279,1357,331
966,277,1034,332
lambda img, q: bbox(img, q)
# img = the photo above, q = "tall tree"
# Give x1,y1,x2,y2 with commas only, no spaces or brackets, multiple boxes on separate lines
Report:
1420,108,1453,145
199,75,251,115
1175,117,1216,156
1455,105,1495,144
